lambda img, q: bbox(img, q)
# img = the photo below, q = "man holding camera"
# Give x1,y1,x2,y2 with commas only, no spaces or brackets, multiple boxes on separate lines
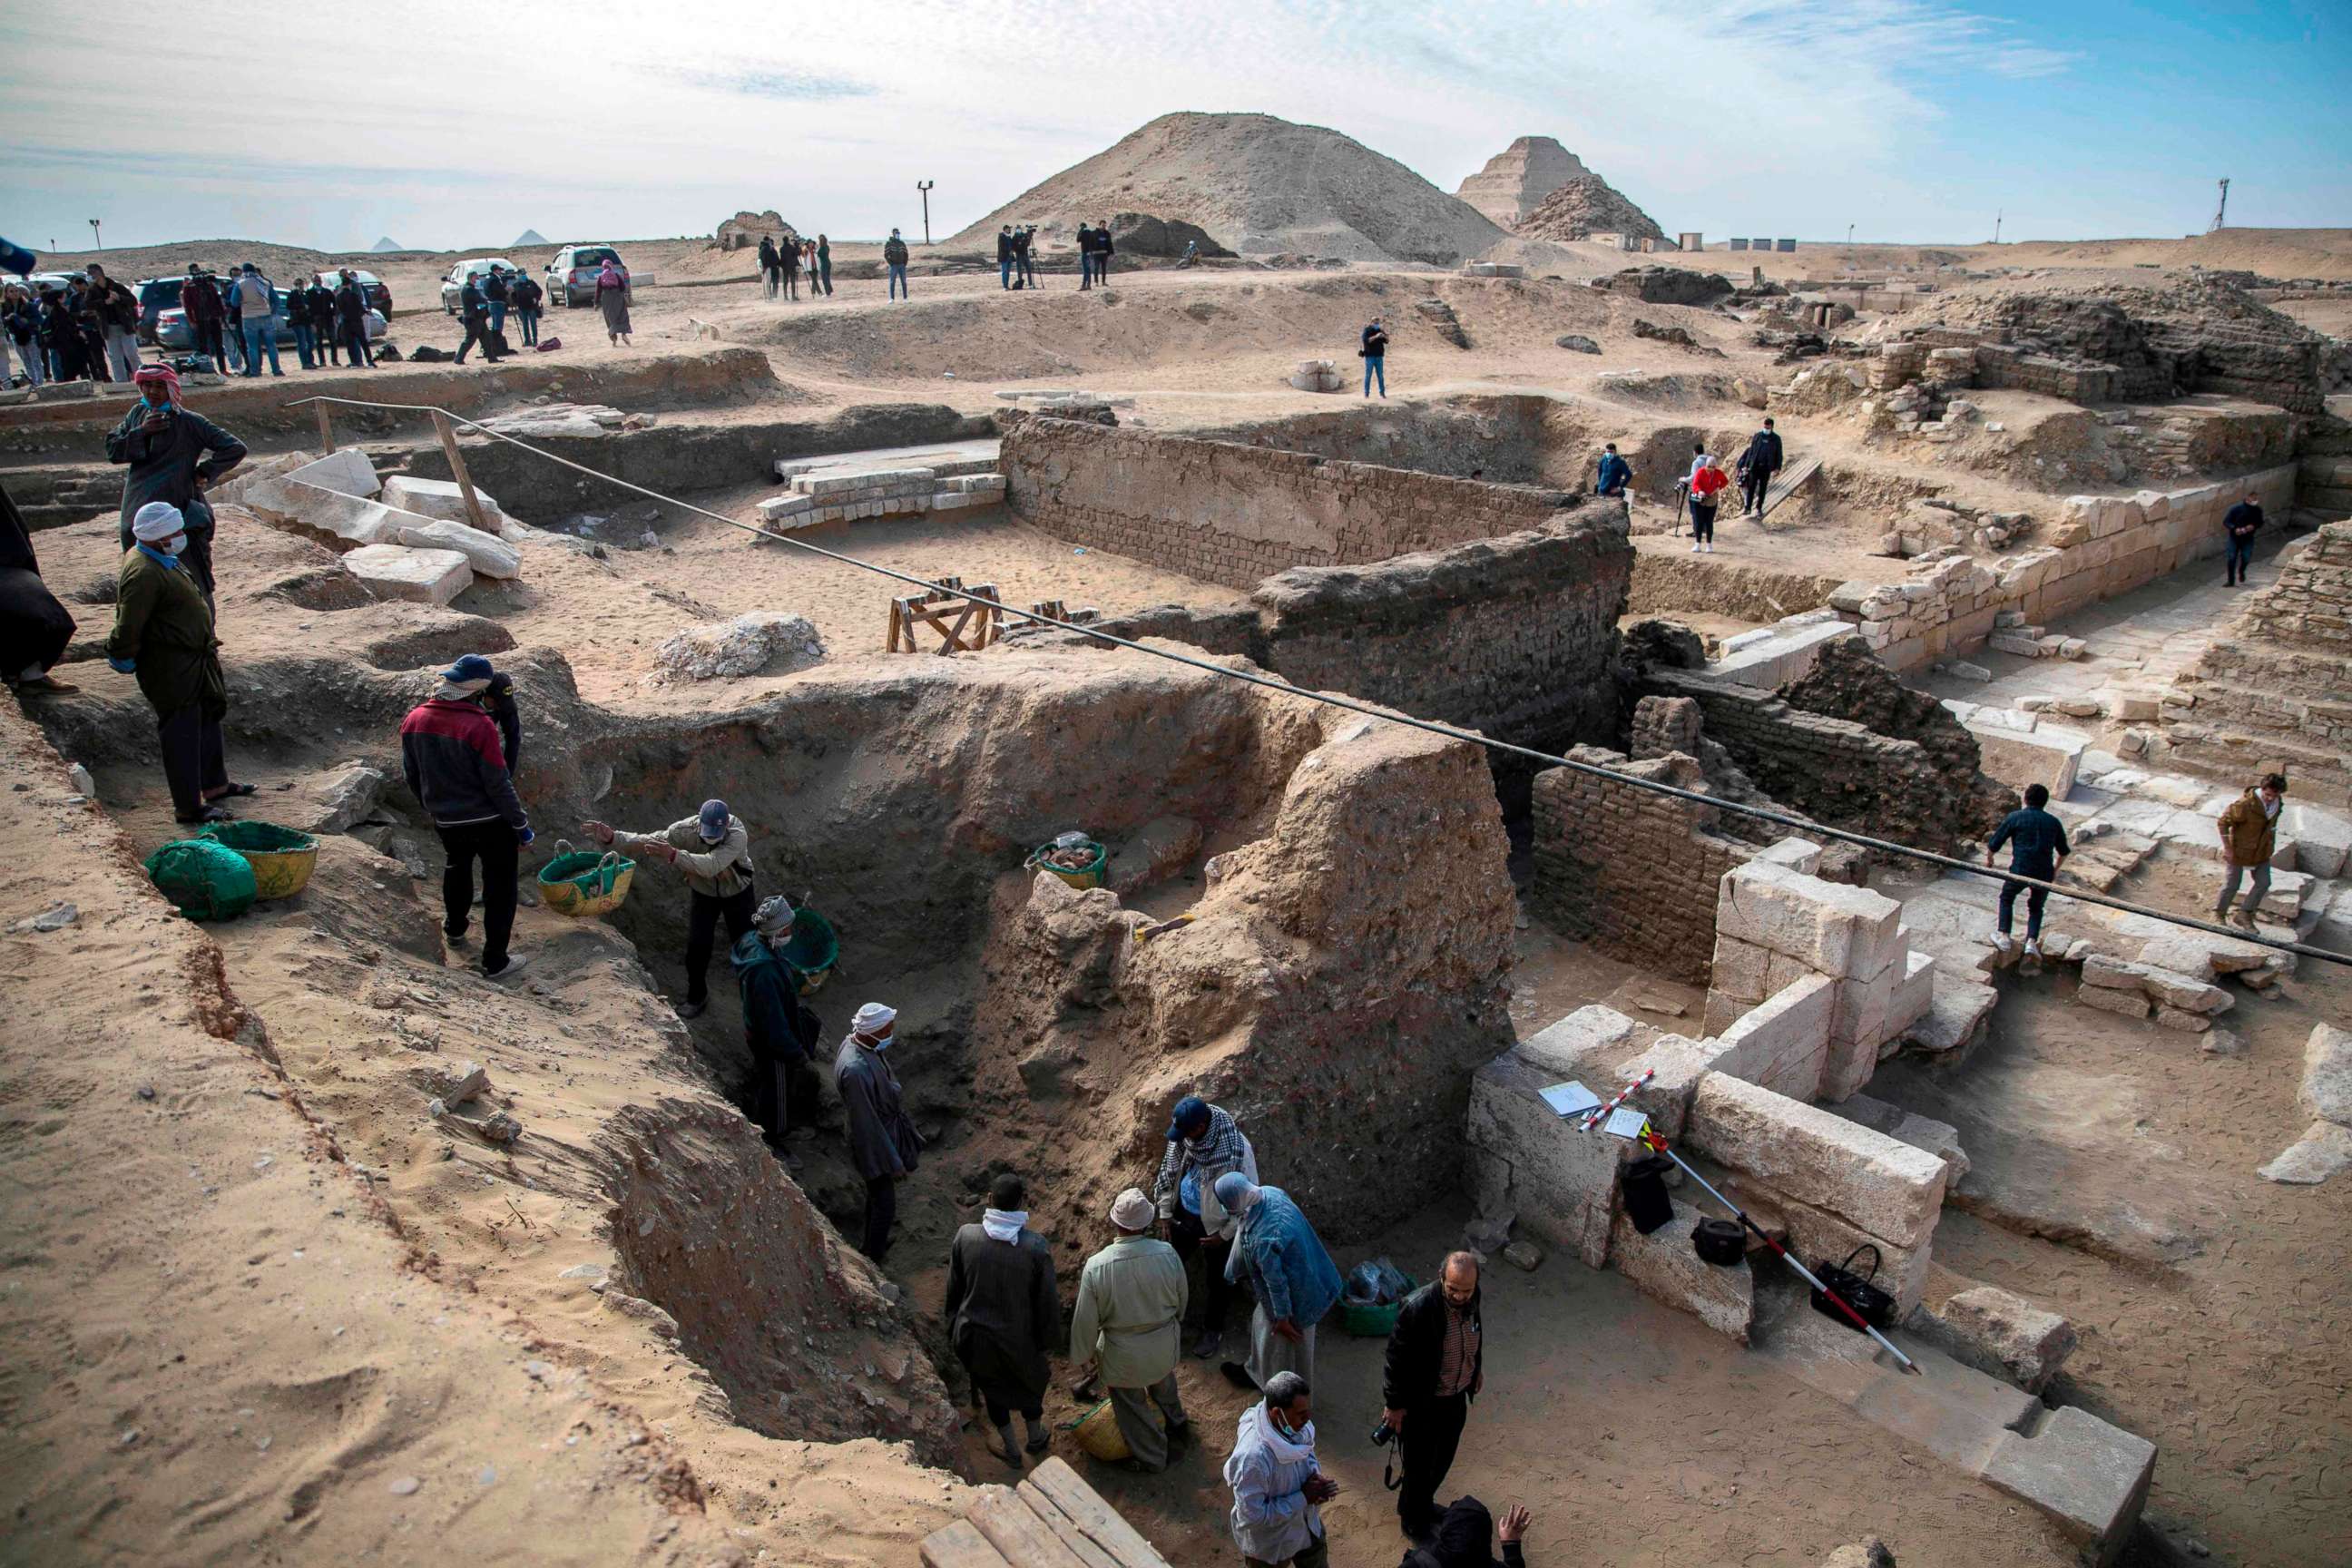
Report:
1380,1251,1485,1544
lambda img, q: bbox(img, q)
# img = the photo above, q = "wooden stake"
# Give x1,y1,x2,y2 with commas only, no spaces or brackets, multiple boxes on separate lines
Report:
313,401,336,455
430,410,491,534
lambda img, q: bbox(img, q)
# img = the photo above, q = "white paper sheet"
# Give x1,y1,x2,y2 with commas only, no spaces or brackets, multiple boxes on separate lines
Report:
1603,1107,1650,1140
1540,1082,1602,1118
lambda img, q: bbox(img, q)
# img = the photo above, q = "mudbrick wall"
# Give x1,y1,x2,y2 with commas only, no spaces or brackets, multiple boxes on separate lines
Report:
2164,520,2352,803
1001,416,1576,591
1530,746,1758,985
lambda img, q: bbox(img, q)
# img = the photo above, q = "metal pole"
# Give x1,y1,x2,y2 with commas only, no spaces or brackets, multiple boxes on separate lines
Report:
917,181,935,246
88,219,101,251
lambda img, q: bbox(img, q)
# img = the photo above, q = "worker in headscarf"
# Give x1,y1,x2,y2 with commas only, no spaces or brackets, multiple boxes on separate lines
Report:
105,502,244,824
581,799,756,1018
835,1001,921,1261
105,364,246,603
732,892,823,1157
399,654,534,981
944,1172,1061,1470
1155,1095,1258,1359
1216,1171,1344,1397
0,476,78,695
1401,1497,1534,1568
1070,1186,1191,1474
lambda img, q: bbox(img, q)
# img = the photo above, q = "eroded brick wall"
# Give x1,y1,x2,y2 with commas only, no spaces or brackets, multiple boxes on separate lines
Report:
1002,417,1574,591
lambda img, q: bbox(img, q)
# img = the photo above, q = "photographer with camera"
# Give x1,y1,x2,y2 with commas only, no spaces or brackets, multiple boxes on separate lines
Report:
1380,1251,1485,1544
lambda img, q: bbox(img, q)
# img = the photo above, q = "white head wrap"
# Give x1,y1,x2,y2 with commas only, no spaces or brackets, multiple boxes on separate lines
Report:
132,501,186,543
1110,1187,1156,1232
853,1002,897,1035
754,894,797,940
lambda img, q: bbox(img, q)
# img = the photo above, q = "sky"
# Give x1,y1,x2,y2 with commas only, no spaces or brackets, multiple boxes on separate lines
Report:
2,0,2345,258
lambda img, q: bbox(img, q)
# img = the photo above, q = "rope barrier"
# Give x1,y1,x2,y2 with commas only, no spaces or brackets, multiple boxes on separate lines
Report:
279,394,2352,970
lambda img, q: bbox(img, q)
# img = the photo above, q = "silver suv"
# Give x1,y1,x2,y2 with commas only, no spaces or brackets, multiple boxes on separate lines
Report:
544,244,646,308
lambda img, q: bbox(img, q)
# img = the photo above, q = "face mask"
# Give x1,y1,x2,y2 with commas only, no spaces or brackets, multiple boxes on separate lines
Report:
163,537,185,557
872,1033,893,1053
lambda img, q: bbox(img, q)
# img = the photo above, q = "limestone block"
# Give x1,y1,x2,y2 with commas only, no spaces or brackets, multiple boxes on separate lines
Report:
2077,985,2151,1021
1688,1073,1947,1246
1708,934,1774,1005
1821,964,1899,1102
295,764,387,835
1610,1202,1756,1342
1731,1179,1934,1317
1516,1005,1639,1081
1888,949,1936,1039
1966,720,2084,799
1979,1406,2156,1567
393,519,521,579
648,612,828,684
1615,1034,1726,1140
342,544,473,608
2302,1023,2352,1127
2139,966,2232,1015
289,446,380,498
1714,861,1904,979
381,474,502,525
1833,1092,1968,1182
2153,1005,2211,1033
1710,973,1836,1102
1468,1054,1624,1268
1939,1286,2078,1393
1754,837,1824,875
2259,1120,2352,1185
1902,976,1996,1054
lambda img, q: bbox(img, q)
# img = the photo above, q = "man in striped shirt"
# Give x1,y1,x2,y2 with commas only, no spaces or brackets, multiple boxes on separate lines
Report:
1154,1096,1254,1358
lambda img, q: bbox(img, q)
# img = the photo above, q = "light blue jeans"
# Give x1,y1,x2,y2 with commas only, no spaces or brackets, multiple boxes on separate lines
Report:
242,317,281,376
888,263,909,299
1363,355,1385,396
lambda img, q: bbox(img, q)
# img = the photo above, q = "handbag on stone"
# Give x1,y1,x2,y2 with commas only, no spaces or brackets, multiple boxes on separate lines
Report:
1809,1243,1897,1331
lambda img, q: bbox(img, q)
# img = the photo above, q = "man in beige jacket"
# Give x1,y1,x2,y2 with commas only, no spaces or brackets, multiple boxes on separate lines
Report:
1070,1187,1191,1472
583,798,757,1017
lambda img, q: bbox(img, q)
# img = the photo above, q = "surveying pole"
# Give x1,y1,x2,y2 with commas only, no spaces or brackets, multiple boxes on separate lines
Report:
917,181,935,246
2210,178,2230,232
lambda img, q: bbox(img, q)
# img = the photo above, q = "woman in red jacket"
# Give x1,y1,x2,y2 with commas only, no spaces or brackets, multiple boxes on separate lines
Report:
1687,444,1730,554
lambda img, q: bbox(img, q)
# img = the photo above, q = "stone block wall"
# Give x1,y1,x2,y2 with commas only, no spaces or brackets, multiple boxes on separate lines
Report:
1001,417,1575,591
1836,464,2299,671
1529,748,1759,985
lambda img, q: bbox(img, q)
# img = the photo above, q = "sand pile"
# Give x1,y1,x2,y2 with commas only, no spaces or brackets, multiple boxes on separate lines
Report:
1455,134,1592,228
946,111,1508,265
1517,172,1666,242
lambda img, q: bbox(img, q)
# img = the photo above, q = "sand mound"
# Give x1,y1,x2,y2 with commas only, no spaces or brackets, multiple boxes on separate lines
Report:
945,111,1507,265
1517,173,1666,242
1456,135,1592,228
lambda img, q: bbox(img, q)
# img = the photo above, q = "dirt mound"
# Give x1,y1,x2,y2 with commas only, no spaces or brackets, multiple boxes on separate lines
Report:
1516,172,1666,242
945,111,1507,264
1455,135,1592,229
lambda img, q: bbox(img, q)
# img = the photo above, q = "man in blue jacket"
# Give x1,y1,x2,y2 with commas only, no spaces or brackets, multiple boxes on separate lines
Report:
1595,443,1632,497
400,654,534,979
1984,782,2070,960
1215,1172,1344,1397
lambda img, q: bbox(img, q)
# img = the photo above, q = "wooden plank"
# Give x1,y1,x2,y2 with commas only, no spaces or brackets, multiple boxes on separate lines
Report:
429,410,493,534
312,401,336,455
921,1518,1015,1568
1025,1458,1172,1568
1015,1482,1122,1568
1759,454,1822,522
968,1485,1089,1568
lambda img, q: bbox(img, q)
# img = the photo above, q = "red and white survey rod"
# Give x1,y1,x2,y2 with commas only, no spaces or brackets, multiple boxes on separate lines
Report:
1580,1068,1921,1375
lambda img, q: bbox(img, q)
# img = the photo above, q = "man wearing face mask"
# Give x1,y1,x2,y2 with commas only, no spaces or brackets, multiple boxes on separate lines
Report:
836,1002,922,1262
1225,1370,1338,1568
106,502,240,824
106,364,246,603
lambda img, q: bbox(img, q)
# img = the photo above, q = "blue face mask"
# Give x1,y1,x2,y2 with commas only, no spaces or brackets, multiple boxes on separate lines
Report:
872,1033,893,1053
163,537,185,557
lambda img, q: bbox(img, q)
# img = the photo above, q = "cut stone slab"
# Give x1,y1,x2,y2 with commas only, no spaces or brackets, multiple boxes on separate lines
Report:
2077,985,2151,1021
393,519,521,579
1468,1054,1628,1268
1714,860,1906,978
1834,1093,1969,1183
1516,1004,1640,1081
2258,1120,2352,1185
295,765,387,835
1901,976,1997,1055
1965,720,2085,799
1689,1072,1947,1247
1979,1406,2156,1567
343,544,474,608
381,474,504,525
1613,1033,1722,1140
1711,973,1835,1102
288,446,380,498
1936,1285,2077,1394
2301,1023,2352,1127
1610,1203,1756,1342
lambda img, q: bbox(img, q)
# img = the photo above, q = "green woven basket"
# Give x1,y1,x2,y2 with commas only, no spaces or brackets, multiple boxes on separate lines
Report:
199,819,319,901
144,838,259,921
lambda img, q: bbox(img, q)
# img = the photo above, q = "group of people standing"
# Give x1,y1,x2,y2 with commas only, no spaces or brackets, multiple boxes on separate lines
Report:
1,263,141,387
453,265,545,364
1580,419,1790,554
756,233,833,301
175,263,378,376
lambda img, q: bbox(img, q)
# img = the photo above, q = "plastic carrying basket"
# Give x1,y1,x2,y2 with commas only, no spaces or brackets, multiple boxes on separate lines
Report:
199,819,318,901
1338,1265,1418,1338
537,839,636,918
1026,830,1108,890
1068,1399,1131,1462
144,838,259,921
775,905,840,993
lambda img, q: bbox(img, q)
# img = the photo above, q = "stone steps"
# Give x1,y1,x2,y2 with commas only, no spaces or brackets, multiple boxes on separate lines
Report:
757,442,1005,533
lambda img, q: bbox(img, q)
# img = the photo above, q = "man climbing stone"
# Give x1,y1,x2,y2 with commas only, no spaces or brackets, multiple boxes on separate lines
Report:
1985,782,2070,959
581,799,756,1018
2214,773,2286,930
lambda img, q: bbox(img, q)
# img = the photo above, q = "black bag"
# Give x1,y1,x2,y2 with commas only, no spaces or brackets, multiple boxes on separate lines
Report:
1692,1218,1747,1266
1809,1244,1897,1332
1622,1155,1675,1235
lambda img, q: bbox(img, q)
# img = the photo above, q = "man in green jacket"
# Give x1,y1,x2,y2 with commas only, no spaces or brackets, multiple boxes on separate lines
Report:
106,502,250,824
582,799,756,1017
106,365,245,603
1070,1186,1191,1472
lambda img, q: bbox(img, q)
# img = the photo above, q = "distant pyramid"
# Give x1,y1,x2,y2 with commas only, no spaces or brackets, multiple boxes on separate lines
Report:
512,229,549,247
1455,136,1591,229
370,236,404,252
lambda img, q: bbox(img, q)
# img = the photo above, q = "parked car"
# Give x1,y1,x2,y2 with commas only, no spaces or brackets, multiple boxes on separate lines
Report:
439,257,517,314
153,287,387,352
544,244,651,308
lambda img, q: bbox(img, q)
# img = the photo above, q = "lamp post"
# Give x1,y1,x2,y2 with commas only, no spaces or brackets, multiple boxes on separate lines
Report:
916,181,935,246
88,218,101,252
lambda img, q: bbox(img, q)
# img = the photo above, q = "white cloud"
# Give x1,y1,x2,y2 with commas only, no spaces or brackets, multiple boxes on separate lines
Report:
0,0,2200,256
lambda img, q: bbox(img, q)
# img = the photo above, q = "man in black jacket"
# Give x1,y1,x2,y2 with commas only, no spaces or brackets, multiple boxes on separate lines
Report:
997,226,1014,290
454,274,501,365
2221,489,2263,586
335,270,374,368
307,275,340,364
734,894,822,1157
1381,1252,1485,1543
1738,416,1783,519
1075,222,1096,290
399,654,534,979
